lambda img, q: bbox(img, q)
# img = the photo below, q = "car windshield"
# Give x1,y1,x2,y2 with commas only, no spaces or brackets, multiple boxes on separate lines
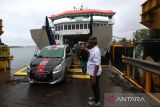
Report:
37,47,64,58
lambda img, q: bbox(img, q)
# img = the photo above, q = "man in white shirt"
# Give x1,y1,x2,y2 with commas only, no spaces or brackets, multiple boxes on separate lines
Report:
84,36,102,106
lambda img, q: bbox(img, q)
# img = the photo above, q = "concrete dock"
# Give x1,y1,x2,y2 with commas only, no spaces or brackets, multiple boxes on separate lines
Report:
0,65,160,107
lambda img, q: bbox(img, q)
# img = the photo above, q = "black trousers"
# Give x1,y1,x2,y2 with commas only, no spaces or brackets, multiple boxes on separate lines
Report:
90,76,100,102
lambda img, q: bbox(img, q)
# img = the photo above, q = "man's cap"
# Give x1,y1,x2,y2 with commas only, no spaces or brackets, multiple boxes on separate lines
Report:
88,36,97,43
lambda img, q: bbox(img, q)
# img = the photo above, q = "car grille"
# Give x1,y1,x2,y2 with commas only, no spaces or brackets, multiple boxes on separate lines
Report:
30,71,52,82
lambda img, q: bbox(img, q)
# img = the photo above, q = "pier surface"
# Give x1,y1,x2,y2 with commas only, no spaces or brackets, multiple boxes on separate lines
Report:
0,66,159,107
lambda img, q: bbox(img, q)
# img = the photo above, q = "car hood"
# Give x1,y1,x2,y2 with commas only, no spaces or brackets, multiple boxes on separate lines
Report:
30,57,63,74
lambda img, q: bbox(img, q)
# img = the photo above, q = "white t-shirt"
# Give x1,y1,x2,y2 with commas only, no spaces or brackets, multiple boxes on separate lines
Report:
87,45,102,76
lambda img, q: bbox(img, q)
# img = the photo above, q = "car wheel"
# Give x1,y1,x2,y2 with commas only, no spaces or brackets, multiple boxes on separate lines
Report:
62,68,72,83
29,82,36,87
62,70,67,82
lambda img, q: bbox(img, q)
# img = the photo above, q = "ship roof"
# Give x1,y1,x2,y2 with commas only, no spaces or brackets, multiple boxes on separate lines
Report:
50,9,115,20
53,16,110,25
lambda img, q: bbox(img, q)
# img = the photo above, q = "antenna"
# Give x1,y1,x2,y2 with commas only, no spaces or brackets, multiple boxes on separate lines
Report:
80,5,84,10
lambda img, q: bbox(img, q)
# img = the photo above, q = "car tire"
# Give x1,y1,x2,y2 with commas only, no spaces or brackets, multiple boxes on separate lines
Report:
62,68,72,84
62,69,67,82
29,82,36,87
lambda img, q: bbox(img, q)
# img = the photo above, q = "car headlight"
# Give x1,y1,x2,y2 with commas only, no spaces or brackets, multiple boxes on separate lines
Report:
53,64,62,73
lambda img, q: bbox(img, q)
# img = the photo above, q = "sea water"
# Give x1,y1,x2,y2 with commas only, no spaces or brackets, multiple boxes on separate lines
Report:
10,46,37,70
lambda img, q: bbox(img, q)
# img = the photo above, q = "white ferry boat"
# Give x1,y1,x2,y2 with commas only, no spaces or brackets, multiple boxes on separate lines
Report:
30,7,115,56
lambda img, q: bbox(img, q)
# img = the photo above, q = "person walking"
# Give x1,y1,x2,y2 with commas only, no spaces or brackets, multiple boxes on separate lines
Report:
79,42,89,74
84,36,102,106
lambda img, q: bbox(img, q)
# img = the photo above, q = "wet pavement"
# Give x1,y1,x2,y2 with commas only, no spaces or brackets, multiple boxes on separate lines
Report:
0,66,160,107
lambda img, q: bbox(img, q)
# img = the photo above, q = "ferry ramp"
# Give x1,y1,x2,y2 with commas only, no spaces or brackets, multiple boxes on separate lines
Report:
0,59,160,107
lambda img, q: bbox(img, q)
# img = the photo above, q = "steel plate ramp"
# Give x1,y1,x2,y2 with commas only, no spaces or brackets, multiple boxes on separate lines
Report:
14,66,28,76
68,60,90,79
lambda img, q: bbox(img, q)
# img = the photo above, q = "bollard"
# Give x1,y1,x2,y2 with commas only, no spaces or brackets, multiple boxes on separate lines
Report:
142,71,146,88
145,71,151,92
144,56,152,92
0,60,8,72
127,64,130,78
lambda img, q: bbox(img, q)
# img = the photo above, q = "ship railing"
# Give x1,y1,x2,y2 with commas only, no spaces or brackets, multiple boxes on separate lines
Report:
122,55,160,92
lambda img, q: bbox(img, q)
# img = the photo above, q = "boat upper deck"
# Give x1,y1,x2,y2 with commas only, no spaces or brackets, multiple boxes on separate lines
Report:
50,9,116,20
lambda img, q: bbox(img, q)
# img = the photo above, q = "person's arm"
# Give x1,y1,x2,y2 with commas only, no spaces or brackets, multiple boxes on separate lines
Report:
93,65,99,77
83,47,89,52
91,65,99,84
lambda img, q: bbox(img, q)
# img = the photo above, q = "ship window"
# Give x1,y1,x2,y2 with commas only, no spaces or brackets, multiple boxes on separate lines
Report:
86,15,89,18
88,24,90,29
95,14,99,16
72,24,75,29
104,22,108,26
57,26,60,31
56,35,57,40
84,24,87,29
55,26,58,31
80,24,83,29
68,24,71,30
93,23,97,26
60,25,63,30
82,15,85,17
57,35,59,40
97,23,100,26
76,24,79,29
55,35,59,40
71,16,74,19
64,25,67,30
55,35,57,40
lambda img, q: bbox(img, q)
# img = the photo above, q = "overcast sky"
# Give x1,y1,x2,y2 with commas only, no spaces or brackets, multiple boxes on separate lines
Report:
0,0,146,46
